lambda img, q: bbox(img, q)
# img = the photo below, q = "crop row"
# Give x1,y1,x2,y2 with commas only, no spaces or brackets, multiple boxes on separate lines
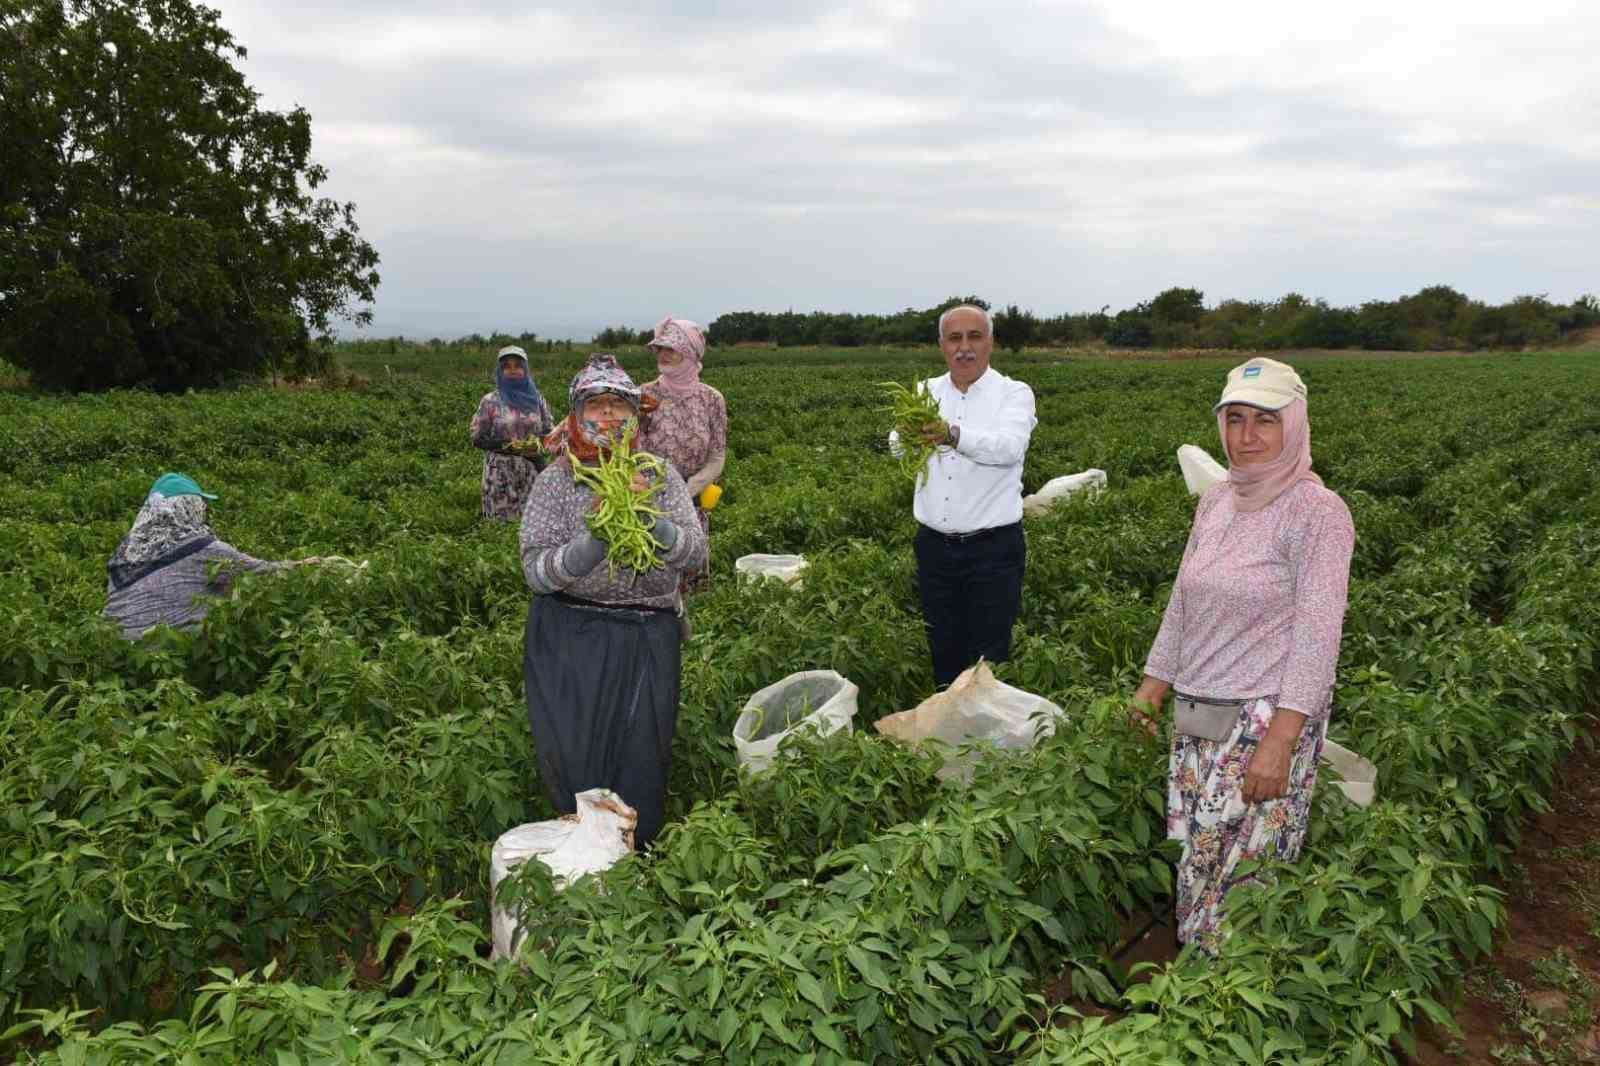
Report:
2,351,1597,1062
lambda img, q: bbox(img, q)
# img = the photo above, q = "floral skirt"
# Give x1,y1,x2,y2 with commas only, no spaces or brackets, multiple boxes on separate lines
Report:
1167,696,1326,954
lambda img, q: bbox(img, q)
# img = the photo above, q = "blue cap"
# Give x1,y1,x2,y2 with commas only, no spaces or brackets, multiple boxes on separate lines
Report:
149,473,218,500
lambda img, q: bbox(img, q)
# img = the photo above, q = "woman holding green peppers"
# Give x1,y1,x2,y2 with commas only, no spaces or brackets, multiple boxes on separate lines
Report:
518,353,708,847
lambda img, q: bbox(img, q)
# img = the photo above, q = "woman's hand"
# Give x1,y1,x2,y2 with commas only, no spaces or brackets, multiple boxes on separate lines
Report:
1126,675,1171,736
1240,708,1307,803
1242,737,1293,802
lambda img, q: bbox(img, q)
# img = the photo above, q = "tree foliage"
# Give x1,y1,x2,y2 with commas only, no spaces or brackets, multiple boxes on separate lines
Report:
992,303,1035,352
704,287,1599,353
0,0,380,390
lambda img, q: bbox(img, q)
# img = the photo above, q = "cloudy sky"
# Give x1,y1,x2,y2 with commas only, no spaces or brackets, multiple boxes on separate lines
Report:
211,0,1600,340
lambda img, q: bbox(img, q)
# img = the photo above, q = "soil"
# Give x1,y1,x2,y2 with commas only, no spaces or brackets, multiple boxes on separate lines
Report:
1039,721,1600,1064
1405,723,1600,1064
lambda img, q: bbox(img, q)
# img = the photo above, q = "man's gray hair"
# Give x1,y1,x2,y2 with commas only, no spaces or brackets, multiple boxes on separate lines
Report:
937,304,995,339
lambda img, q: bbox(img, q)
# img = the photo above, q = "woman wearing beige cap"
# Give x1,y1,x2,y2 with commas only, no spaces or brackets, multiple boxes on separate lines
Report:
1127,357,1355,954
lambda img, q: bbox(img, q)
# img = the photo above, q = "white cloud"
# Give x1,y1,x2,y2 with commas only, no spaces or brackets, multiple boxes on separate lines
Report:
203,0,1600,335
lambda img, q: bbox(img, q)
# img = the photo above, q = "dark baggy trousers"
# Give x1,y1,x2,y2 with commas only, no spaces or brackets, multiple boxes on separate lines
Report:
914,522,1026,688
524,595,681,848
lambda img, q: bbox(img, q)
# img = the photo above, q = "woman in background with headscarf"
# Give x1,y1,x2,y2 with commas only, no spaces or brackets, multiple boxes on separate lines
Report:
471,345,556,521
519,353,708,848
1126,357,1355,955
105,473,322,640
637,317,726,587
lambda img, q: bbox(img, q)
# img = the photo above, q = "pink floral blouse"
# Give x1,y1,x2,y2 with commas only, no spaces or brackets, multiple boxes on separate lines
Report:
1144,480,1356,720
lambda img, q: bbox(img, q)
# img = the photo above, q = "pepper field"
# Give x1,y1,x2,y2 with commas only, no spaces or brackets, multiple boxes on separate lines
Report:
2,348,1599,1063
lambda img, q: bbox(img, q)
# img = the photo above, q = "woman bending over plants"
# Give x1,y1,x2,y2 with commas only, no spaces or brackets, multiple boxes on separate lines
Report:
1126,358,1355,954
103,473,324,639
518,354,708,848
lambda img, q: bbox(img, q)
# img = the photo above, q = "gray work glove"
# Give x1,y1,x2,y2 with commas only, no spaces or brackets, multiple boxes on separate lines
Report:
563,531,608,576
650,517,680,552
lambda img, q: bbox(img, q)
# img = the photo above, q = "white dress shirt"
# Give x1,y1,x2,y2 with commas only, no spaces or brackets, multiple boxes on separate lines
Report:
890,367,1037,534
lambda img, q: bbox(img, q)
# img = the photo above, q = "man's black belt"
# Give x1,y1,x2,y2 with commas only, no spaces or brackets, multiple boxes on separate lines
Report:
919,521,1020,545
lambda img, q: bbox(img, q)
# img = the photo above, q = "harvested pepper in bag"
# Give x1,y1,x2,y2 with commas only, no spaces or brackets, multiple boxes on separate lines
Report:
881,380,945,488
569,419,670,576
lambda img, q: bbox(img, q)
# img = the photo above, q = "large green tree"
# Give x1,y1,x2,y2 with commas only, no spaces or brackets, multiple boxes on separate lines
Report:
0,0,379,390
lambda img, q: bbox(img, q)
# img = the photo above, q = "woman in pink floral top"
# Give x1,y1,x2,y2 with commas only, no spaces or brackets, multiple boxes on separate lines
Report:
470,346,555,521
1128,357,1355,954
637,317,726,588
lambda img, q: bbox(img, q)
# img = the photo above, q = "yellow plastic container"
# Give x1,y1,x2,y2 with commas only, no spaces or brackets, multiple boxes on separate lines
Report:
700,483,723,511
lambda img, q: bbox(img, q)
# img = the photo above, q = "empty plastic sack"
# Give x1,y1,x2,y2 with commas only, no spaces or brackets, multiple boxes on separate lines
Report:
1022,469,1107,517
1320,739,1377,807
874,660,1066,784
734,670,859,773
735,553,809,588
1177,445,1228,496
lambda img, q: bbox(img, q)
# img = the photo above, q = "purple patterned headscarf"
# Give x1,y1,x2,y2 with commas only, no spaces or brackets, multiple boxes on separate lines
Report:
546,353,651,462
567,352,642,411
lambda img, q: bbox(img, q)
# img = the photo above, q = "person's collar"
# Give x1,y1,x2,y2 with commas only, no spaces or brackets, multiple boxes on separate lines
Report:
952,366,995,394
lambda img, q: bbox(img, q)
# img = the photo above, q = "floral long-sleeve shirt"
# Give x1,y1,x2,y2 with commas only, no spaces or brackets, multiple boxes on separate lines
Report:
518,458,709,612
637,382,727,498
1144,480,1355,720
471,391,555,521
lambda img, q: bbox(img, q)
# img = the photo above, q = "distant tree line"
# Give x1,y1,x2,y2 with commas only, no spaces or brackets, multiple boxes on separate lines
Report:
700,288,1600,352
338,331,574,356
333,286,1600,363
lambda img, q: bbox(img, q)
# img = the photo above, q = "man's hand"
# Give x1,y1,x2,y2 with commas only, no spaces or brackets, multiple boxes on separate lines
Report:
917,420,953,446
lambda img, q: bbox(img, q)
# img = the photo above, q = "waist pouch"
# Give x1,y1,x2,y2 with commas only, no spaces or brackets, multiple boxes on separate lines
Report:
1173,693,1248,742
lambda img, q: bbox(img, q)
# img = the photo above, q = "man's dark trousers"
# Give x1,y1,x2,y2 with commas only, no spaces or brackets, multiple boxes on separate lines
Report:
914,522,1026,687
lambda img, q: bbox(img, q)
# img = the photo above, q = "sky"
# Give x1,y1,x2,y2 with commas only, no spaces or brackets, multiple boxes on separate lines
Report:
210,0,1600,340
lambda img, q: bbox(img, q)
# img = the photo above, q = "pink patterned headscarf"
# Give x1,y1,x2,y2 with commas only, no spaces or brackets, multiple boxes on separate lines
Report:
1215,397,1322,513
648,316,706,395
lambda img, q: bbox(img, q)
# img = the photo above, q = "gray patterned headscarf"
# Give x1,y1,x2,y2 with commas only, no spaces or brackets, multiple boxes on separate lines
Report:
114,493,214,566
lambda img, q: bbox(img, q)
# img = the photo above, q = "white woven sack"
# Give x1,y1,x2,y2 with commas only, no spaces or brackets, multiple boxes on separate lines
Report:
874,661,1066,784
735,553,809,589
1022,469,1107,517
489,789,636,960
734,670,858,773
1177,445,1228,496
1320,739,1377,807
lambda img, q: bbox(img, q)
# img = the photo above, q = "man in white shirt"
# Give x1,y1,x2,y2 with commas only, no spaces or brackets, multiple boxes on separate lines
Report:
891,304,1038,686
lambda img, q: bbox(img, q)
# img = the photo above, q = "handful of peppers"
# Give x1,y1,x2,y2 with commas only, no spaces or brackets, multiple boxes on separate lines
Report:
569,419,671,576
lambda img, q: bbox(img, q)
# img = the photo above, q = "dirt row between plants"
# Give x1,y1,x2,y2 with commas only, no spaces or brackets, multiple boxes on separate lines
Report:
1406,718,1600,1064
